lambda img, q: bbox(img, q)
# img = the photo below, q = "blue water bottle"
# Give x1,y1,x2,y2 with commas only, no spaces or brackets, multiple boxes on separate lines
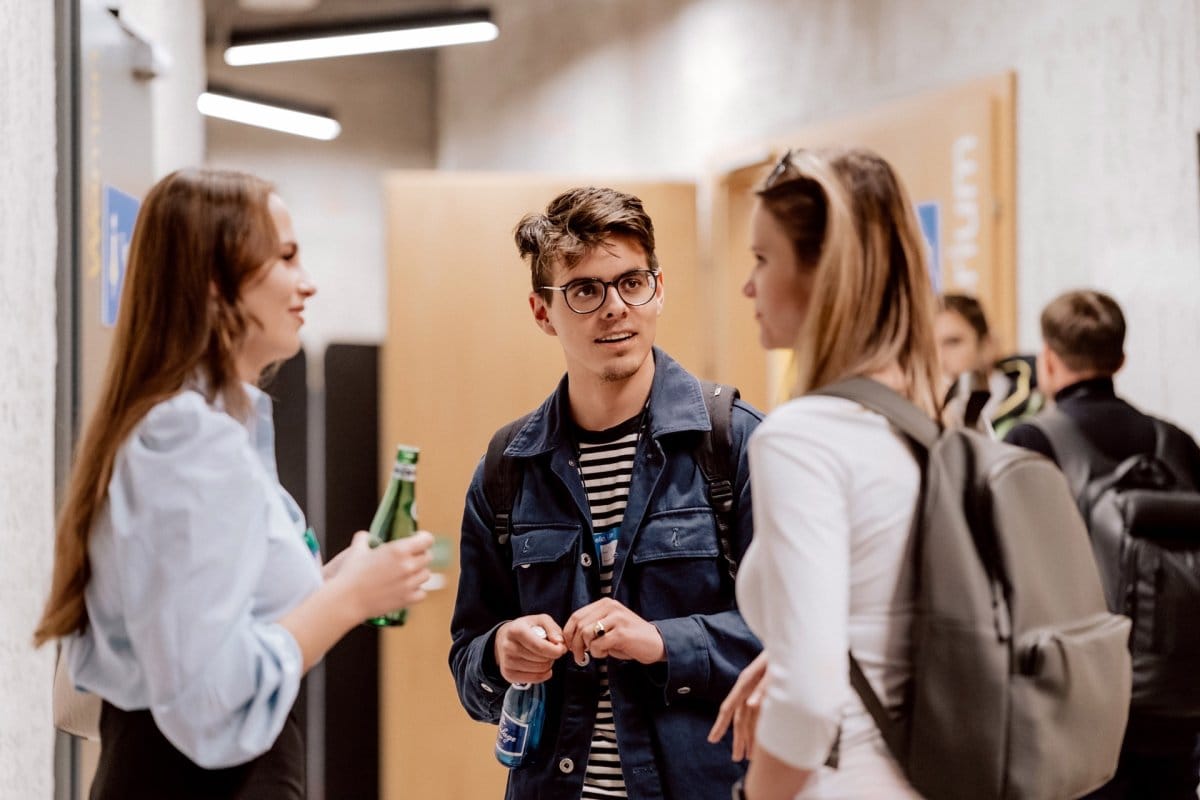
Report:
494,626,548,767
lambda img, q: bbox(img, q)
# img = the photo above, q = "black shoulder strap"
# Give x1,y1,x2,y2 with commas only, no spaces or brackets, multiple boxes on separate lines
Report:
1027,408,1113,500
695,381,739,582
482,413,533,547
1150,418,1199,491
849,654,908,765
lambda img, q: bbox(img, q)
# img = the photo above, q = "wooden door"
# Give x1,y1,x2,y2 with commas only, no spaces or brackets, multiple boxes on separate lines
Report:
379,174,699,799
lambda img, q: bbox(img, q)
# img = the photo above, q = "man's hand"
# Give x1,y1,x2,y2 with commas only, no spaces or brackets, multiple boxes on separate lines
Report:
494,615,567,684
562,598,666,665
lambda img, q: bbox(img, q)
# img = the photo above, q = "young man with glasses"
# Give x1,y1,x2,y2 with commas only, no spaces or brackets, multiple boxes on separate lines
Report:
450,186,762,799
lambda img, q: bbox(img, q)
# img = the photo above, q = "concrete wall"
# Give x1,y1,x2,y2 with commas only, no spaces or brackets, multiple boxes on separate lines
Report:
0,0,58,796
206,49,438,364
438,0,1200,433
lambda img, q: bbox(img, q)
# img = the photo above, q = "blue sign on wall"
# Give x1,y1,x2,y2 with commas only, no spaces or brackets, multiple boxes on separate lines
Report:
916,201,942,294
101,185,140,327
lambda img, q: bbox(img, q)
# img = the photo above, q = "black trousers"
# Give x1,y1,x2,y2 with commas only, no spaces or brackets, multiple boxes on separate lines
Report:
90,701,305,800
1082,718,1200,800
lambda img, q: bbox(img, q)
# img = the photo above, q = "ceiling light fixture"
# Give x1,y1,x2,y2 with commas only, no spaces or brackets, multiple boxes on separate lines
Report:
223,9,498,66
197,86,341,140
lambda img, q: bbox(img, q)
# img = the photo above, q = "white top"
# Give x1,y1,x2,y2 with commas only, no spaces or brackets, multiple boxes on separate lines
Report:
738,395,923,797
65,384,322,768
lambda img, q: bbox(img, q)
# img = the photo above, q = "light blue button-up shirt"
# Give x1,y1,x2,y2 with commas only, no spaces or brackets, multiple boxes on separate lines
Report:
65,383,322,768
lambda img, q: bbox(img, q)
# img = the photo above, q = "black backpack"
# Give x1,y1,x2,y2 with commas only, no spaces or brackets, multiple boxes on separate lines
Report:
482,381,741,583
1031,409,1200,719
819,379,1130,800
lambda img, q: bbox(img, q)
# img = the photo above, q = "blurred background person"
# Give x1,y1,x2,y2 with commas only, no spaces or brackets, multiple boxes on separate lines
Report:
936,293,1043,436
1006,290,1200,800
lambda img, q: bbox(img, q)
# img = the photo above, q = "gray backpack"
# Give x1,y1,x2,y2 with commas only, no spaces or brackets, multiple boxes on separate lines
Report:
819,379,1131,800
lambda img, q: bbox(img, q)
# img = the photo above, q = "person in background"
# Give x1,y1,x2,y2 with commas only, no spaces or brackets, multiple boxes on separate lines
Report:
709,147,937,799
935,293,1042,436
1005,289,1200,800
33,168,434,799
449,186,762,799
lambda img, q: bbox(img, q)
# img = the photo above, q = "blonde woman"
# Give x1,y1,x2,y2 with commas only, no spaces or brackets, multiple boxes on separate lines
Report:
710,148,940,799
35,169,433,799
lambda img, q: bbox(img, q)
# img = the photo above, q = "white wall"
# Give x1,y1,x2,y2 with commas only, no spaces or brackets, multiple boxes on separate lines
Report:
438,0,1200,433
206,50,438,365
121,0,207,175
0,0,57,797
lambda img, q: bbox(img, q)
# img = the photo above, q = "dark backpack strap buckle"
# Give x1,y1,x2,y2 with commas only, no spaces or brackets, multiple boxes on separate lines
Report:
708,478,734,513
494,512,511,546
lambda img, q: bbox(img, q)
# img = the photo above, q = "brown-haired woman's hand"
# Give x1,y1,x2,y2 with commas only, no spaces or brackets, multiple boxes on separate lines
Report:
709,651,769,761
333,530,434,620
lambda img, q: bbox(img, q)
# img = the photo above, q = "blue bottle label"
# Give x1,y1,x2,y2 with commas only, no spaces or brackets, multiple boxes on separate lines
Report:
496,709,530,759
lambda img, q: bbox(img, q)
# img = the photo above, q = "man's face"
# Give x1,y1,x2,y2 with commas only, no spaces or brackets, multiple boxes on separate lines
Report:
529,235,664,387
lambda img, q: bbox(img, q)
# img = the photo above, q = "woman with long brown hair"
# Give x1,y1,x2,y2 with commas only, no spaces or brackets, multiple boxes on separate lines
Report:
34,168,433,798
709,148,939,798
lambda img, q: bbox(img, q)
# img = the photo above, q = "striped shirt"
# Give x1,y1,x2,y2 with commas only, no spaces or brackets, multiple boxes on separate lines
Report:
575,413,642,800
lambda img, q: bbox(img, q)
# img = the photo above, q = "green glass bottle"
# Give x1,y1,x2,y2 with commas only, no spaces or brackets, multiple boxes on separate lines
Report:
366,444,420,627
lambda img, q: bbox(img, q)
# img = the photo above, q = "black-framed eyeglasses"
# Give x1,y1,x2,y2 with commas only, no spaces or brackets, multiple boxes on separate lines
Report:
539,269,660,314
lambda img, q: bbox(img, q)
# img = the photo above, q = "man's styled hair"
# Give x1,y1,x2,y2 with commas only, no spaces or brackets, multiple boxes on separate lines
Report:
1040,289,1126,374
514,186,658,301
940,293,991,341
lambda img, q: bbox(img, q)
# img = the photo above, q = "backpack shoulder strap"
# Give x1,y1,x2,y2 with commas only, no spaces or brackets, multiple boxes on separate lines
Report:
849,654,909,766
1027,408,1112,499
482,413,533,547
695,380,739,581
813,378,928,766
812,377,939,452
1150,417,1199,490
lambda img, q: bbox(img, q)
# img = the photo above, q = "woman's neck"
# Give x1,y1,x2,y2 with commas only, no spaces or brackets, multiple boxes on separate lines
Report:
866,362,906,395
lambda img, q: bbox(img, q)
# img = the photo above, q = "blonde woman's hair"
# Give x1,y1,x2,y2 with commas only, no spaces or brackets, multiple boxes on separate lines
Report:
757,147,941,417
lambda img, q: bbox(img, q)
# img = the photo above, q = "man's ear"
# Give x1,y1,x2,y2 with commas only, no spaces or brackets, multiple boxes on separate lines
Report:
529,292,557,336
654,271,665,316
1037,342,1058,395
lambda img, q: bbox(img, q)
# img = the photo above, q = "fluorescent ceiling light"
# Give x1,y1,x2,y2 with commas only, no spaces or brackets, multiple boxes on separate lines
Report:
197,89,341,140
224,10,498,66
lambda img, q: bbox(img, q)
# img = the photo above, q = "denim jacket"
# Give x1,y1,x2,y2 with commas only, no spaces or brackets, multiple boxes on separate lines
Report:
449,349,762,799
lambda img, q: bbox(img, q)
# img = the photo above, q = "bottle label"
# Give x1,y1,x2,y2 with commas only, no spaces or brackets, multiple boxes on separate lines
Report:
496,710,530,759
392,463,417,482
